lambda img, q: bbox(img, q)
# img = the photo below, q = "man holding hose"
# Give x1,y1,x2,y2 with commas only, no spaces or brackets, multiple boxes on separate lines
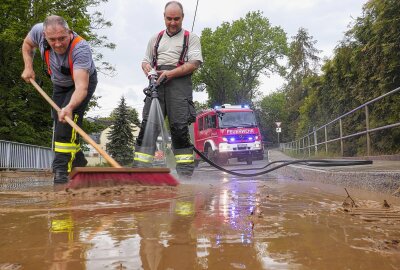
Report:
133,1,203,179
21,15,97,184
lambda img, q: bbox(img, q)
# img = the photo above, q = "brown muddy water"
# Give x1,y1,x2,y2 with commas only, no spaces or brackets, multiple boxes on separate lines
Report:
0,170,399,270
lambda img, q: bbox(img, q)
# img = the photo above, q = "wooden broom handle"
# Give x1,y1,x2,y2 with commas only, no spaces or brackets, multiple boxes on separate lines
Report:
30,79,122,168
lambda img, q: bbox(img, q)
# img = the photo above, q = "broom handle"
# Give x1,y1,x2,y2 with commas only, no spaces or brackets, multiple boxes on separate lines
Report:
30,79,122,168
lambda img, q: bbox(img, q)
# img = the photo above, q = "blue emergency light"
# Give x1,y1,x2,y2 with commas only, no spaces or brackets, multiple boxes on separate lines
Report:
224,135,256,143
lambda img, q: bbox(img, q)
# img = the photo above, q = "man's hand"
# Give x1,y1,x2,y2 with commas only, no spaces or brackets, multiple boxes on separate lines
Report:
58,105,73,123
141,62,153,76
156,70,170,84
21,67,35,83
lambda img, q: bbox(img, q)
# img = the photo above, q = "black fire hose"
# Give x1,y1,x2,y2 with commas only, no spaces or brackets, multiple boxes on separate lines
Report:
191,146,372,177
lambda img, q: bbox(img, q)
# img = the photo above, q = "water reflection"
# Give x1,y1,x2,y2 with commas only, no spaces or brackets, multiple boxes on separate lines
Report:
84,232,141,270
43,182,266,269
1,179,400,269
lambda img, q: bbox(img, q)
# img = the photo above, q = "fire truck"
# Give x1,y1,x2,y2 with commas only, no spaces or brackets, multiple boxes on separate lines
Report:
192,104,264,165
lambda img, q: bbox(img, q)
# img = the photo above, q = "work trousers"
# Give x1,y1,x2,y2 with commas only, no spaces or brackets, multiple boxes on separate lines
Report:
52,71,97,173
134,66,196,176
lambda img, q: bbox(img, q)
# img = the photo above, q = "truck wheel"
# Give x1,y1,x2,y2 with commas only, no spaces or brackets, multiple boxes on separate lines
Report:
246,157,252,165
205,145,215,163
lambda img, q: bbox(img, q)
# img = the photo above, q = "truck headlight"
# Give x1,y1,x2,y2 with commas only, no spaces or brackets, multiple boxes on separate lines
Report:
219,143,230,152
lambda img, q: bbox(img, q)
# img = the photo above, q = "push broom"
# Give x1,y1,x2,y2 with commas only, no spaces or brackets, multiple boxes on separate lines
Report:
30,79,179,188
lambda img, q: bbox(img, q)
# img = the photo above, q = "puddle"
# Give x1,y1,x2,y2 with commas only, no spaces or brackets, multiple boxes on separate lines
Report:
0,171,399,269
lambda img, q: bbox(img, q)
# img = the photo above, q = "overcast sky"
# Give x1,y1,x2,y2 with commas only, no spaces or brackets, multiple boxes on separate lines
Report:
87,0,366,119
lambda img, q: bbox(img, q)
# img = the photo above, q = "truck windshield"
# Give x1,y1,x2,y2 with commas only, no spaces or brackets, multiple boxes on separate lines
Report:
219,111,257,128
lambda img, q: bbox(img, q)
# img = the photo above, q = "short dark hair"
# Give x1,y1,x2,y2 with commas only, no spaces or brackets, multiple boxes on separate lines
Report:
43,15,69,31
165,1,184,15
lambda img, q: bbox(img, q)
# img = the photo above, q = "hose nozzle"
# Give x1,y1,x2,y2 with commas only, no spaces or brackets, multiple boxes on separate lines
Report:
145,69,159,99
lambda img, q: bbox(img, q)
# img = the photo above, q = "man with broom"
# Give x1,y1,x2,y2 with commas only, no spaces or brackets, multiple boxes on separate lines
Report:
21,15,97,184
133,1,203,179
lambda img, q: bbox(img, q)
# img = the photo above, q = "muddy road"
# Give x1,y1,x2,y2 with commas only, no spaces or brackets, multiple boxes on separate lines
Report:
0,161,400,269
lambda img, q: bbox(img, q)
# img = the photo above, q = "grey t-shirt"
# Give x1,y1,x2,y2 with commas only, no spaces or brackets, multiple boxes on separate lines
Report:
143,29,203,67
29,23,96,87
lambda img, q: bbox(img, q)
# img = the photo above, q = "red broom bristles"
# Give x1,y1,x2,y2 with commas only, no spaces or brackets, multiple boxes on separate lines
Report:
67,168,179,189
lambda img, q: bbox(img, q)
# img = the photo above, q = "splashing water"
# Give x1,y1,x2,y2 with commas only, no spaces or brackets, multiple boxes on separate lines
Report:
141,98,172,167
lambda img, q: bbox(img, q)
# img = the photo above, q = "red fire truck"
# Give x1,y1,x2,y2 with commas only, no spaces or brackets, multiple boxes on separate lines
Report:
192,104,264,165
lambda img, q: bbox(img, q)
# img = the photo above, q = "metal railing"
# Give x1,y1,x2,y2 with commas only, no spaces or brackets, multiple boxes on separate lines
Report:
0,140,53,170
281,86,400,157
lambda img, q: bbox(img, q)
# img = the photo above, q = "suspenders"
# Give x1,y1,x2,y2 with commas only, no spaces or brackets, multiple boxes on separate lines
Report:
152,29,190,69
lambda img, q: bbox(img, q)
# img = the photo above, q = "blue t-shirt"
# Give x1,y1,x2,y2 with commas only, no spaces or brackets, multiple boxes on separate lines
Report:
29,23,96,87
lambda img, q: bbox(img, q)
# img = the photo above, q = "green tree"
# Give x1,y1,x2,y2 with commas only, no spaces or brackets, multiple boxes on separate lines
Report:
257,91,288,144
287,28,321,81
194,11,288,106
325,0,400,154
110,106,141,127
106,96,134,166
296,76,324,137
0,0,114,146
283,27,321,140
193,100,209,113
288,0,400,156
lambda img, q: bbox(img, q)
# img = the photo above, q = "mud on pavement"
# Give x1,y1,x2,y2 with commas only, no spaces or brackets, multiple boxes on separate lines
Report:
0,172,400,269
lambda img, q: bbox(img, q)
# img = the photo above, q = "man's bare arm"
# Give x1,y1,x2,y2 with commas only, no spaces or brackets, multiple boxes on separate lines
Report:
21,35,37,82
58,69,89,122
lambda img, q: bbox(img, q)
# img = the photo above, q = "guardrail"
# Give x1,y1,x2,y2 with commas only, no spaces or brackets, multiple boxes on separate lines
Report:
0,140,53,170
281,86,400,157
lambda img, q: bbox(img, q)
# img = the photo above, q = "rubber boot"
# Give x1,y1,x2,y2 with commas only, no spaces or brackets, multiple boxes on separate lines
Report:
53,170,69,184
72,151,88,168
176,163,194,180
